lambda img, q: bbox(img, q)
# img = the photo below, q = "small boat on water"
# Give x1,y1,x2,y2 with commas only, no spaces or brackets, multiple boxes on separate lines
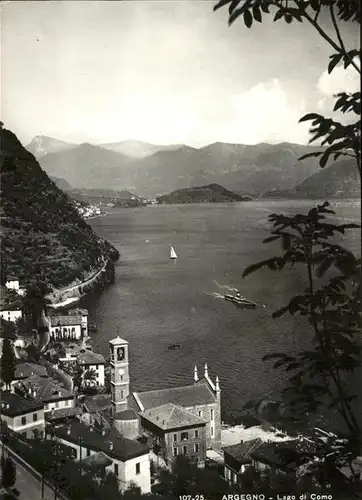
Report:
223,293,257,309
170,245,177,260
168,344,180,350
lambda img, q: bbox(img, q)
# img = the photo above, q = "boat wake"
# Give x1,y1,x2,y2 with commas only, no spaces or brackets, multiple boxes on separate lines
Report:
213,280,239,293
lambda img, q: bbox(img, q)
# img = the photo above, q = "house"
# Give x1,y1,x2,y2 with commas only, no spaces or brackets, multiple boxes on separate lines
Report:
223,438,317,485
52,419,151,493
68,308,89,337
139,403,207,467
5,277,25,296
47,315,83,340
0,287,23,323
77,350,105,387
128,364,221,450
14,362,48,381
14,374,75,413
0,391,45,439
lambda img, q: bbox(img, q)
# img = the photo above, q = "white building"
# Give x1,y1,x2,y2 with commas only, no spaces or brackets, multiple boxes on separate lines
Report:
5,278,25,296
0,391,45,439
77,350,106,387
52,419,151,493
0,309,23,323
14,374,75,413
68,308,89,337
47,315,83,340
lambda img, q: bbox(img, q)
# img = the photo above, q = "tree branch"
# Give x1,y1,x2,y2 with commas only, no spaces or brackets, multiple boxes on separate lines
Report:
329,3,361,74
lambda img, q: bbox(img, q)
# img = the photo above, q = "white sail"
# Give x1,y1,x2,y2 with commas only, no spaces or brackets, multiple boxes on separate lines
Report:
170,245,177,259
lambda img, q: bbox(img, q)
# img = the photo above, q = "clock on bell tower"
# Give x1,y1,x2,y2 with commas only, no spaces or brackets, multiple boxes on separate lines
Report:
109,336,129,416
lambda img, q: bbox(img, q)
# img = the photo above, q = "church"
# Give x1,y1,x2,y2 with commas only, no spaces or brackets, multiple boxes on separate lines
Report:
109,336,222,455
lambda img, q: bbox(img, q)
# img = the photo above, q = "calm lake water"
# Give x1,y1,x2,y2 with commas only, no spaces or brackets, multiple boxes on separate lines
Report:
82,199,361,422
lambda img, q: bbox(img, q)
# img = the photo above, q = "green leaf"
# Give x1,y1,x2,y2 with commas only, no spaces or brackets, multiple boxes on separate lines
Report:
252,5,262,22
213,0,233,12
298,151,323,161
243,9,253,28
260,1,270,14
274,9,284,21
299,113,323,123
328,53,343,74
316,257,334,278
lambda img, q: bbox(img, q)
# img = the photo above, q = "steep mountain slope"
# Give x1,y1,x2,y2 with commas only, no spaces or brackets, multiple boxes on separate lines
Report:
50,176,73,190
39,143,136,190
38,139,324,198
26,135,75,158
0,127,119,289
100,139,183,158
156,183,247,204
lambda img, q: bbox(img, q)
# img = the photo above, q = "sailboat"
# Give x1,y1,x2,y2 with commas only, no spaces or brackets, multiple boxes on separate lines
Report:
170,245,177,261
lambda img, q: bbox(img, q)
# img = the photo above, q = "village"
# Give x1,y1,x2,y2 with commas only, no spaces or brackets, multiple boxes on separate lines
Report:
1,276,361,498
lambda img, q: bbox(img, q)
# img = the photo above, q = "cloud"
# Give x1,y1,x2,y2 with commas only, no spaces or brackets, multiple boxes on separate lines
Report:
316,59,360,112
212,79,310,145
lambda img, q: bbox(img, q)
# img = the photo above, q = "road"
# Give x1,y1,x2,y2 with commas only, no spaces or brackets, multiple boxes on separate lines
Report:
0,455,55,500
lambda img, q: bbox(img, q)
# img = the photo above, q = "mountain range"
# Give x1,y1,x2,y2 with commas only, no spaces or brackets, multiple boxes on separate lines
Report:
27,135,359,199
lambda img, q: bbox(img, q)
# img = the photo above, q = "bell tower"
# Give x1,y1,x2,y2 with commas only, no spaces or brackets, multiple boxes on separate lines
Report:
109,336,129,416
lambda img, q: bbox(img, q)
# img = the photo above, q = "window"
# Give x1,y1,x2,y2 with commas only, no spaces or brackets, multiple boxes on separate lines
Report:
173,448,178,457
194,430,198,439
87,449,91,457
211,426,214,437
210,409,214,420
120,391,124,399
95,364,98,370
135,463,140,475
173,433,177,442
198,411,202,417
180,432,188,441
194,443,199,453
120,375,123,381
21,432,26,438
33,413,38,422
183,446,187,455
114,463,119,475
21,416,26,426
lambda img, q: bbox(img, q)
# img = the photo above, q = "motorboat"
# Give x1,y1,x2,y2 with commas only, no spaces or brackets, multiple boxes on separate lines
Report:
223,293,257,309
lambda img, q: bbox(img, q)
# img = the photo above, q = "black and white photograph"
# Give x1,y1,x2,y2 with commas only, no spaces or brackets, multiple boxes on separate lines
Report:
0,1,361,499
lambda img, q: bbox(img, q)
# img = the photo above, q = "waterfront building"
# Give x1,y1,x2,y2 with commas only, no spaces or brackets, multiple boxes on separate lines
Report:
139,403,207,466
13,374,75,413
129,364,221,450
0,391,45,439
68,308,89,337
47,314,83,340
52,419,151,493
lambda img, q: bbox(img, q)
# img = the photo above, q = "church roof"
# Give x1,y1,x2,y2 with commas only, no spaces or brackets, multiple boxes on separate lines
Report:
132,382,216,411
140,403,207,431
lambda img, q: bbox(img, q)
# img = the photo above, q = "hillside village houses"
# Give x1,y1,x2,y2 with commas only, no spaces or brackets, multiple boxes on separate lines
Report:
5,277,26,296
46,308,89,340
0,391,45,439
0,288,23,323
59,346,106,387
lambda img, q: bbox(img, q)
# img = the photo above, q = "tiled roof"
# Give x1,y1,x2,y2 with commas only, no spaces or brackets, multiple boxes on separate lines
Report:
68,308,88,316
223,439,263,463
77,350,105,365
133,383,216,410
15,362,48,380
46,407,82,421
83,394,112,412
81,451,112,469
15,375,74,403
109,336,128,345
114,409,138,421
49,315,82,327
0,391,44,417
140,403,207,431
53,419,149,462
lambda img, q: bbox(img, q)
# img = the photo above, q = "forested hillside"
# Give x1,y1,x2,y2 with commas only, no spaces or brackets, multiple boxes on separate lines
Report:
0,126,119,289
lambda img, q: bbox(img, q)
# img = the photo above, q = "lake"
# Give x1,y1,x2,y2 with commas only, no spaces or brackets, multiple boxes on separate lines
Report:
81,199,361,422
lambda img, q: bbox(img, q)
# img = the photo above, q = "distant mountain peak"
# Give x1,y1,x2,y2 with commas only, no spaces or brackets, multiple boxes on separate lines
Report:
27,135,75,158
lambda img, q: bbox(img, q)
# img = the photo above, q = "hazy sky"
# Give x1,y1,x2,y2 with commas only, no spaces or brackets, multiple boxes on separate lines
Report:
1,1,360,147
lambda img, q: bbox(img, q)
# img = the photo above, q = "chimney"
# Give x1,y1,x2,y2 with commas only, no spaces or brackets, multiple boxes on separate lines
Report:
194,365,199,383
102,429,106,436
204,363,208,378
109,441,114,451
